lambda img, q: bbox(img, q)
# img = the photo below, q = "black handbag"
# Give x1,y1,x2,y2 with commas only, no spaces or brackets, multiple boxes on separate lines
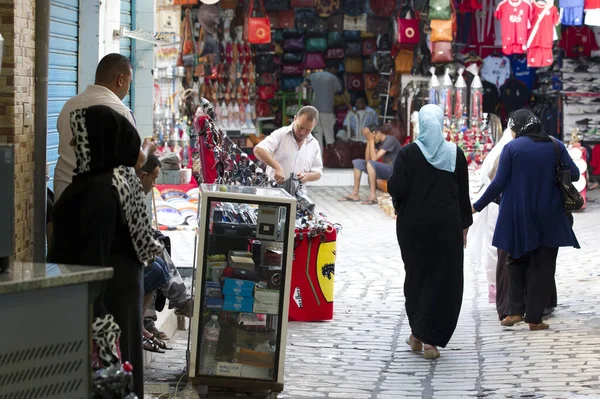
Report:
295,9,316,30
265,0,290,10
551,138,584,211
256,54,275,73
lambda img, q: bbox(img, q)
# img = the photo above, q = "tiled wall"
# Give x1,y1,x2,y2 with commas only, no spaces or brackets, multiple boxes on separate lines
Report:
0,0,36,262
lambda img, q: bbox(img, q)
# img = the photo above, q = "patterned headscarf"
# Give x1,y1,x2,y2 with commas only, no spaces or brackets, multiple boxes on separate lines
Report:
508,109,551,142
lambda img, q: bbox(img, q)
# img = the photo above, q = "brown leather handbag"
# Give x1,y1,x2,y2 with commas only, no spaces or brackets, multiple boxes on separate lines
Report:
430,19,453,42
431,41,453,63
394,49,413,73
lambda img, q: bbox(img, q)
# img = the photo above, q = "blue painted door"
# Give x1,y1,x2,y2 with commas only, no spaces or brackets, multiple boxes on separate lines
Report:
121,0,133,109
47,0,79,191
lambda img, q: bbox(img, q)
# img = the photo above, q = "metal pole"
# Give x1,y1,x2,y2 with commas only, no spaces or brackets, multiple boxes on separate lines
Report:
33,0,51,262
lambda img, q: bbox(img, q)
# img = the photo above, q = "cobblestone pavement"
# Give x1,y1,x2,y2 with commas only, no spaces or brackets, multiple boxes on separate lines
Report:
147,187,600,399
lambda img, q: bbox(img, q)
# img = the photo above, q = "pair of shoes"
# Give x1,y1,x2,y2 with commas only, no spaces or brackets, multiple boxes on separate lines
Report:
424,345,440,359
406,336,423,352
529,322,549,331
501,315,524,326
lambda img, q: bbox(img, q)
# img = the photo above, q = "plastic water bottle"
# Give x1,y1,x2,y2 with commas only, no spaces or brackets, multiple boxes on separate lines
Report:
199,315,220,375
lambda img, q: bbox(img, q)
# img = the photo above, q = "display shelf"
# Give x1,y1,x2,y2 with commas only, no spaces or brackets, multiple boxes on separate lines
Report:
188,185,296,393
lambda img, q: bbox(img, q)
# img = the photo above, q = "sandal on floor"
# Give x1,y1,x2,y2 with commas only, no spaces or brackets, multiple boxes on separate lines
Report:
146,324,169,341
152,337,173,351
406,336,423,352
143,337,165,353
361,199,377,205
339,196,360,202
501,315,524,326
424,345,440,360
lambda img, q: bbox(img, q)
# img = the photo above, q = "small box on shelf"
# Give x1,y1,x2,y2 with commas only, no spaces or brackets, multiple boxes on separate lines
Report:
222,278,255,297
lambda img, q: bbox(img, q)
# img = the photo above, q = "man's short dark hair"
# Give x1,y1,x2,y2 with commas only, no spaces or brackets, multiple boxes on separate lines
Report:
95,53,133,84
140,154,161,174
368,124,382,133
297,106,319,121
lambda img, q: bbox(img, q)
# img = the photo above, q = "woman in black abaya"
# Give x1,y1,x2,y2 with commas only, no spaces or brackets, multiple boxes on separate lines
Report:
50,105,164,397
388,104,473,359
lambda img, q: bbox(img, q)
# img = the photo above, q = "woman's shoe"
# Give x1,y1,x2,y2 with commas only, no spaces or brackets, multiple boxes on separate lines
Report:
501,315,524,326
406,335,423,352
423,345,440,359
529,322,549,331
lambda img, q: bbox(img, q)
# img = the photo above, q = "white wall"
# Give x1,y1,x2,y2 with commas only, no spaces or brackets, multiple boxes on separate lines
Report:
132,0,156,138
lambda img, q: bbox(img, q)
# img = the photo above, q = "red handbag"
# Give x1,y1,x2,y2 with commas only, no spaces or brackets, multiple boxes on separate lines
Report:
362,38,377,56
282,63,304,75
257,85,276,100
346,74,365,91
304,53,326,69
268,11,281,29
364,73,380,90
431,41,453,63
369,0,396,16
280,10,296,28
245,0,271,44
397,11,420,45
325,48,345,59
291,0,315,6
256,100,271,117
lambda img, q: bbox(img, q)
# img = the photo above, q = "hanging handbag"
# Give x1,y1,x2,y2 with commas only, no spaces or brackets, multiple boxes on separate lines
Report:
430,19,454,42
326,47,345,59
280,10,296,28
198,28,218,58
346,73,365,91
363,55,377,73
284,36,305,52
220,0,237,9
552,138,585,211
282,63,304,75
374,77,389,95
431,41,453,63
273,29,284,42
344,57,363,73
257,85,276,100
282,28,303,38
291,0,315,6
364,73,380,90
327,31,344,47
307,17,328,37
304,53,326,69
256,54,275,73
269,11,281,29
429,0,452,20
362,38,377,56
306,37,328,52
375,53,394,72
265,0,289,10
283,52,305,63
282,77,303,91
366,89,381,107
343,0,364,16
256,100,272,117
366,16,391,35
368,0,396,16
395,49,413,73
295,9,316,30
397,11,421,45
345,41,362,56
377,33,392,51
245,0,271,44
258,72,276,86
344,13,367,31
327,13,344,30
343,30,361,41
316,0,340,17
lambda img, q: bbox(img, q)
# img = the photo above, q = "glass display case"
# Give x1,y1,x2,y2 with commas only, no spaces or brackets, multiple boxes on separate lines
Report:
188,184,297,393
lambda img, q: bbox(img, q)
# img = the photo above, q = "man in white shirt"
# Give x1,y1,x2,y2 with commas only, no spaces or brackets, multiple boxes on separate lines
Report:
254,106,323,185
53,53,155,200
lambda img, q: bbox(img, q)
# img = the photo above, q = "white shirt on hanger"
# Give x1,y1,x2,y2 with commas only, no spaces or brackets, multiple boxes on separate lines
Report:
481,55,512,88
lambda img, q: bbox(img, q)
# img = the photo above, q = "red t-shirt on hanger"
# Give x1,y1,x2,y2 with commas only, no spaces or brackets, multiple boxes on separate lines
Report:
584,0,600,10
495,0,532,55
528,2,559,49
559,26,599,57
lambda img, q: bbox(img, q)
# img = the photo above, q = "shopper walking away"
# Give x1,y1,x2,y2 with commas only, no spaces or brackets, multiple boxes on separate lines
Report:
254,106,323,185
53,53,155,201
472,109,580,331
388,104,473,359
303,64,348,152
468,128,513,317
50,105,164,398
339,124,402,204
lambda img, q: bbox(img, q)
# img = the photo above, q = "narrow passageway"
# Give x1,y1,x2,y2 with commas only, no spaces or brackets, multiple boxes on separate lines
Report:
146,187,600,398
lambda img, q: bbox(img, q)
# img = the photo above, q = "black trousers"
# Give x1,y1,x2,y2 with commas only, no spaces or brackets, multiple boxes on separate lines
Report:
507,246,559,324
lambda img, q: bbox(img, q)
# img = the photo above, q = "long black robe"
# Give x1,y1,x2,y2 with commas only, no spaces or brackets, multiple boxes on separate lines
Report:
388,143,473,347
50,173,144,398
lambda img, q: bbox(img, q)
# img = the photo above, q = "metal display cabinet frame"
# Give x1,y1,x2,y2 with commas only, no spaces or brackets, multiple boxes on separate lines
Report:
187,184,297,394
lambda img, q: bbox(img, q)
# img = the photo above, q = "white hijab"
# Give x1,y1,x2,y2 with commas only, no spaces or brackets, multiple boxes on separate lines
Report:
479,128,513,187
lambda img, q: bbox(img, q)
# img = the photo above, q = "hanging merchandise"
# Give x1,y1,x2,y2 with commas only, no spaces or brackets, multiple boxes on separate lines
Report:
280,10,296,28
431,41,453,63
344,13,368,31
295,8,317,30
361,37,377,56
343,0,365,16
346,74,365,91
395,49,414,73
559,26,599,57
291,0,315,6
468,64,484,128
316,0,340,17
526,0,559,68
304,52,326,69
180,10,196,67
430,0,452,20
495,0,531,55
245,0,272,44
440,69,454,123
397,10,421,45
560,0,584,25
363,54,377,73
344,56,364,73
430,19,454,42
327,12,344,30
326,47,345,59
345,41,362,56
428,67,441,105
368,0,397,16
367,16,391,35
364,73,380,90
306,37,328,52
481,54,511,88
327,31,344,47
197,4,219,35
264,0,290,10
454,69,467,120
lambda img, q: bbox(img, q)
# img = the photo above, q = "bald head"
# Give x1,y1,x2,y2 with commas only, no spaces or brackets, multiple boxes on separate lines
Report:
94,53,133,100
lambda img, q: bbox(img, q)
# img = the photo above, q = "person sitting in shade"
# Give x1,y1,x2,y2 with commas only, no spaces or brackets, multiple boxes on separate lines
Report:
339,124,402,205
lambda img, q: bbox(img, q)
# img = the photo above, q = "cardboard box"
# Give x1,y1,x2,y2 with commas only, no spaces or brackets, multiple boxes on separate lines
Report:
234,346,275,368
222,278,255,297
254,287,280,304
205,281,222,298
253,300,279,315
205,296,223,309
229,256,255,270
223,296,254,313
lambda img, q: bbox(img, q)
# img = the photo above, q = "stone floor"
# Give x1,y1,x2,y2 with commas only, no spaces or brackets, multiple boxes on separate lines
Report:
146,187,600,399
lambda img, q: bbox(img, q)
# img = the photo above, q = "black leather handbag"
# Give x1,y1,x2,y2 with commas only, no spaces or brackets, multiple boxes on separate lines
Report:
552,138,584,211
